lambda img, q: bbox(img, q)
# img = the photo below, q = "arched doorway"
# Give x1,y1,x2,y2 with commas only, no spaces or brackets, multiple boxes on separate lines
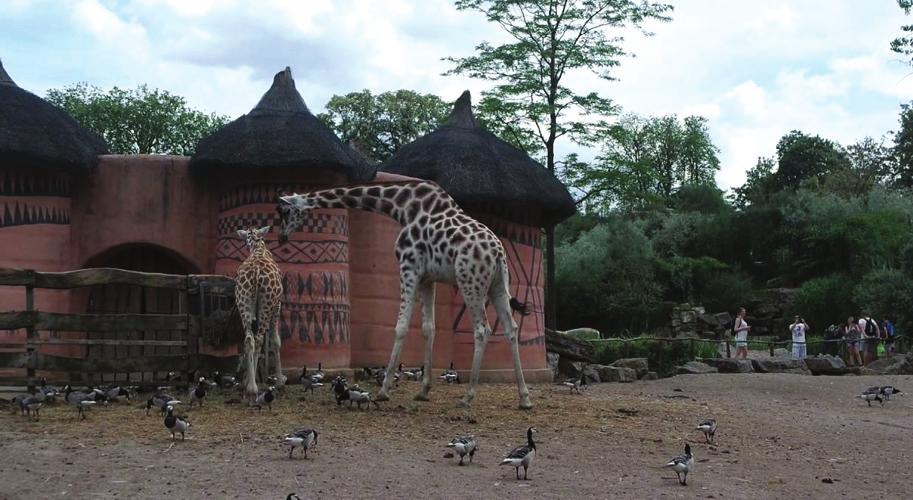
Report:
83,244,197,382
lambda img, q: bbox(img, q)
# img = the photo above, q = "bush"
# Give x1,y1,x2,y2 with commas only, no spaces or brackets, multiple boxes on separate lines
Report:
593,338,719,377
792,274,857,332
853,268,913,332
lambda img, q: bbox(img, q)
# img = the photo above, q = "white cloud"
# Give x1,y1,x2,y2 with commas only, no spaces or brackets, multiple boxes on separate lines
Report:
71,0,147,42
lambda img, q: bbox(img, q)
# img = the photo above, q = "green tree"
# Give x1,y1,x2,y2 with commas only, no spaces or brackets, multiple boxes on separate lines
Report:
565,113,720,211
774,130,851,190
821,136,895,196
891,0,913,65
731,156,775,209
446,0,673,330
893,103,913,187
318,89,450,162
45,83,228,155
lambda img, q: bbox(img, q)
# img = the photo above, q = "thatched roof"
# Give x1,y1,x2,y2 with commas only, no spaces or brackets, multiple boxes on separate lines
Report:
190,67,376,181
0,59,109,172
381,91,575,226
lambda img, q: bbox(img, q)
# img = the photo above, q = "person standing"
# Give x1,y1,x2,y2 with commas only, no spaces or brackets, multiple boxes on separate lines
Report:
883,318,896,357
789,316,809,359
844,316,862,367
733,307,750,359
859,315,880,365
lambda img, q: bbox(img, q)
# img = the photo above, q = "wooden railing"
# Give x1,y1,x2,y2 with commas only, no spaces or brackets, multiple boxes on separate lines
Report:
0,267,237,390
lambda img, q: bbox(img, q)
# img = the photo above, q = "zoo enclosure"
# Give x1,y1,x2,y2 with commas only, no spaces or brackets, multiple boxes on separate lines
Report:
0,267,240,391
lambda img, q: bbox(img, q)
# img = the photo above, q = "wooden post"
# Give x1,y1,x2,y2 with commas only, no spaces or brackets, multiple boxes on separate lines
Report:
25,286,36,392
769,342,775,357
725,339,731,358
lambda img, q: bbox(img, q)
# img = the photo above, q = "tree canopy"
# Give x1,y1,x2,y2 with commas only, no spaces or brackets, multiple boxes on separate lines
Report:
45,83,228,155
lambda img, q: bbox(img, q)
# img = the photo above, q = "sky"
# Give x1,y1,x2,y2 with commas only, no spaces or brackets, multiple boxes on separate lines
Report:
2,0,912,190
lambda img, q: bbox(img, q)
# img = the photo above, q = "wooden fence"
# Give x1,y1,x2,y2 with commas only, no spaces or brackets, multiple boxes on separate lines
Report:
0,267,238,390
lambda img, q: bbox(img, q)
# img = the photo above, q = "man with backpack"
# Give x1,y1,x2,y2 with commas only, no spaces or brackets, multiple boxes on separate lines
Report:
858,315,880,365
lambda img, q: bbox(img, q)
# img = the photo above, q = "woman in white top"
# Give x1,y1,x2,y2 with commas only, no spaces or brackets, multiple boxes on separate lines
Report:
734,307,751,359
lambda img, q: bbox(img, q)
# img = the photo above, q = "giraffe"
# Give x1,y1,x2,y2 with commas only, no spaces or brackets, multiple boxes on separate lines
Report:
234,226,284,398
276,180,534,409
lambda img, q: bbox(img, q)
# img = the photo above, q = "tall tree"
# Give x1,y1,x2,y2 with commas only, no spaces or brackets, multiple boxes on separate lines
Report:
774,130,851,190
318,89,450,162
564,113,720,212
446,0,673,330
891,0,913,64
731,156,776,209
45,83,228,155
893,102,913,188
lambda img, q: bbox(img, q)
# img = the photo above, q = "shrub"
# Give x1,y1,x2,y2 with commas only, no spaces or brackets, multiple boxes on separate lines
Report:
593,338,719,377
853,268,913,332
792,274,857,332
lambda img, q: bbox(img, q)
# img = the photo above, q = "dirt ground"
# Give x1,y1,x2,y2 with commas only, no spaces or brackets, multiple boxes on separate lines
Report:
1,372,911,500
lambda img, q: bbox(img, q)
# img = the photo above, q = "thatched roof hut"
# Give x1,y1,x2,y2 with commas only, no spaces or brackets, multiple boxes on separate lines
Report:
381,91,575,227
190,67,376,182
0,59,109,172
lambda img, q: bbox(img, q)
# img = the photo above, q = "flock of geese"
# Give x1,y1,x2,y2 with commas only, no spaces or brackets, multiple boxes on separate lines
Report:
6,368,906,490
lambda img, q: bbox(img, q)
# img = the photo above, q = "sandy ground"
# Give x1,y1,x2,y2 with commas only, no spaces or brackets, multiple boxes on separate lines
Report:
1,373,911,500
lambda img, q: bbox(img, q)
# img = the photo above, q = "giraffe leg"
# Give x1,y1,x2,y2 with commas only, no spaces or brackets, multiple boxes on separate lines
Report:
242,328,258,398
457,297,490,409
492,291,532,410
268,305,284,387
376,270,418,402
415,282,435,401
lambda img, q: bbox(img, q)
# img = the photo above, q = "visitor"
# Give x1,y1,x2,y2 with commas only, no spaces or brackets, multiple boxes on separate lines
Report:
789,315,809,359
883,318,896,357
733,307,750,359
823,324,840,356
859,315,880,365
843,316,862,367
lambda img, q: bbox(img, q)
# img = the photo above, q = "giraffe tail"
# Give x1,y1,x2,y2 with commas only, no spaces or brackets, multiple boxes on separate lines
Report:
509,297,530,316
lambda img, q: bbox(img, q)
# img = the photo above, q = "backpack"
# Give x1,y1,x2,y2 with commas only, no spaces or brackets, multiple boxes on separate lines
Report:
864,318,877,337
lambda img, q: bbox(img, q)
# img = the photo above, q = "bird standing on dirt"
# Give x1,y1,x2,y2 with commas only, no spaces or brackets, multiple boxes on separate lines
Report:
879,386,902,400
189,377,214,408
163,405,191,441
697,419,717,443
859,388,884,407
146,391,179,416
255,386,275,411
440,361,460,384
500,427,536,480
283,428,318,459
560,373,586,394
664,444,694,485
447,436,477,465
18,394,43,421
63,385,96,420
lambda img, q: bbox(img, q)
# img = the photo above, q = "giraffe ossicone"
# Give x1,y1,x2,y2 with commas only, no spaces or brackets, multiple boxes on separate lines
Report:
234,225,285,400
277,180,533,410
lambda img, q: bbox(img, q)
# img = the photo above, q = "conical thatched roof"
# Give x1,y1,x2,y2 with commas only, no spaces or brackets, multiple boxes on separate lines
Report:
190,67,376,181
381,91,575,226
0,59,109,172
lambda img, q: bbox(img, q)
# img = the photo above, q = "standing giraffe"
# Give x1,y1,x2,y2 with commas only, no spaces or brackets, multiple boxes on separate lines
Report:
234,226,284,398
277,181,533,409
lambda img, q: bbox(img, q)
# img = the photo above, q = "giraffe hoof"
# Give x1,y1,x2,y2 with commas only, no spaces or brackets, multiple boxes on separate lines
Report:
518,398,533,410
456,398,471,409
413,393,430,402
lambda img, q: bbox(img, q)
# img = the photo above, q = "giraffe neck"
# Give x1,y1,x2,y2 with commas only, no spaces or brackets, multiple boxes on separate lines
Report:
249,241,273,261
303,181,458,225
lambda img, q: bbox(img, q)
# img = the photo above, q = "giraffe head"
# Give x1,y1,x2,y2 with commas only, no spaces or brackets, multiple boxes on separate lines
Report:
277,194,318,243
236,226,271,250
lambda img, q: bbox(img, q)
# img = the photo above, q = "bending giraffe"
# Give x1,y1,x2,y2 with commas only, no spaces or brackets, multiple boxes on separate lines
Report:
234,226,284,398
277,180,533,409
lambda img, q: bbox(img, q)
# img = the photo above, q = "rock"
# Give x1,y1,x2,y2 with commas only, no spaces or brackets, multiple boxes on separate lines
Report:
557,358,585,378
581,365,601,384
586,364,636,383
675,361,719,375
867,353,913,375
546,352,560,381
804,355,848,376
697,313,719,328
609,358,650,378
545,329,595,362
562,328,601,341
699,358,754,373
750,356,810,374
644,371,659,380
714,312,733,328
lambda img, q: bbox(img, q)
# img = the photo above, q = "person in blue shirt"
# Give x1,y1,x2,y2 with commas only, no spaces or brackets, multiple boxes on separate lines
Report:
883,318,896,357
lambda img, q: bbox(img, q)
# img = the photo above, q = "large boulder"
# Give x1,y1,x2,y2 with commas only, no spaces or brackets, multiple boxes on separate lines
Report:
697,313,720,329
557,357,586,378
581,365,601,384
563,328,601,341
699,358,754,373
675,361,719,375
804,355,848,376
546,352,560,380
584,364,636,383
545,329,595,362
610,358,650,379
751,356,810,374
867,353,913,375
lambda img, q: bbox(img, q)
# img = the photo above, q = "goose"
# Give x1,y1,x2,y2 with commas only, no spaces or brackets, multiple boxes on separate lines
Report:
189,377,214,408
18,394,43,421
440,362,460,384
86,386,110,406
331,377,378,410
500,427,536,480
102,386,131,403
286,495,301,500
311,363,325,383
163,405,191,441
146,391,180,416
859,389,884,407
400,364,423,381
560,373,586,394
255,386,275,412
696,419,717,443
283,428,318,459
664,444,694,485
63,385,96,420
299,367,324,394
212,371,238,390
879,386,903,400
37,377,60,403
446,436,477,465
